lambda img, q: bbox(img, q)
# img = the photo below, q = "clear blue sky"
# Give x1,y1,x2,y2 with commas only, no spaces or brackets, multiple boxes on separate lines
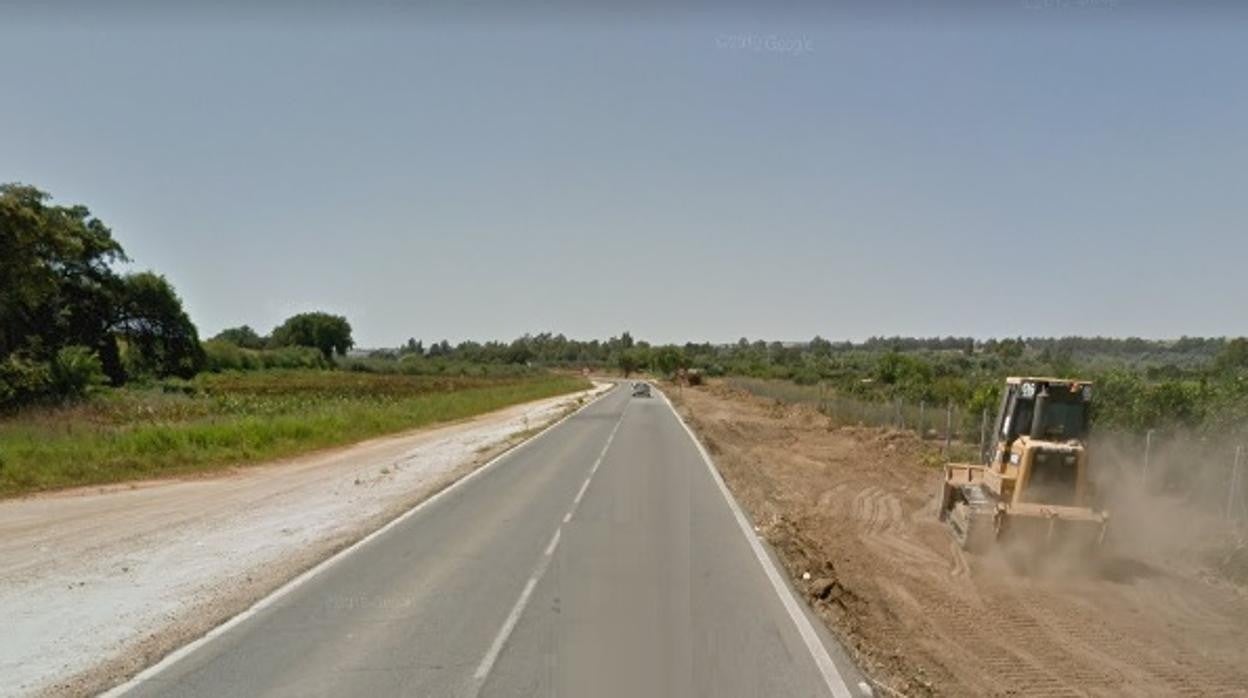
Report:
3,2,1246,347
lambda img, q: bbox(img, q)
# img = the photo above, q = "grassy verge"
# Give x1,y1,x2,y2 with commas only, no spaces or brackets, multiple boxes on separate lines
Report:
0,370,591,497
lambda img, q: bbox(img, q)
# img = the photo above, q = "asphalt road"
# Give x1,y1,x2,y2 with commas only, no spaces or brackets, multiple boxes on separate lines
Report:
114,384,867,698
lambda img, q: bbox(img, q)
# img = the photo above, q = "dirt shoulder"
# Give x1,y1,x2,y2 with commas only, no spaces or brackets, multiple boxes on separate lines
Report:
670,381,1248,697
0,383,610,698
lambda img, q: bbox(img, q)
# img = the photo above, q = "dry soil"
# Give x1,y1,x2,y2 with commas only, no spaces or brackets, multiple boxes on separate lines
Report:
670,381,1248,697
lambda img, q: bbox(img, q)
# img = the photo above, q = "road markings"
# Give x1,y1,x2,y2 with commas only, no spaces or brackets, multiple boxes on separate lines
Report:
544,527,562,557
474,573,544,683
659,390,858,698
101,383,616,698
567,401,626,519
471,397,628,693
573,477,591,505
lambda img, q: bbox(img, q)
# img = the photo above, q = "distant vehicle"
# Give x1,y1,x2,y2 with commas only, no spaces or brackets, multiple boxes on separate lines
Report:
631,382,651,398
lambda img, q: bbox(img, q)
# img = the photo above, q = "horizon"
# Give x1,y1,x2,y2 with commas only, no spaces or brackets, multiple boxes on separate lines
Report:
345,333,1234,352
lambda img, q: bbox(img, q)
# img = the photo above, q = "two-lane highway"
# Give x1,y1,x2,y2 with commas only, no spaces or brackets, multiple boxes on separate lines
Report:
113,384,866,697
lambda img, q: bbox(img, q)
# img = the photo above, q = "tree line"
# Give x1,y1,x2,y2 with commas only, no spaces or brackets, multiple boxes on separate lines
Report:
6,184,1245,432
353,333,1248,433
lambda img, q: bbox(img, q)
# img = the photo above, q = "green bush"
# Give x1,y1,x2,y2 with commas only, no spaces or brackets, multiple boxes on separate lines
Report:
202,340,249,371
0,354,52,407
49,346,105,399
202,340,327,372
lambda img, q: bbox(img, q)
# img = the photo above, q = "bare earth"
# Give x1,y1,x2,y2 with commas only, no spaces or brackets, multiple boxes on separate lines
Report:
670,381,1248,697
0,383,609,698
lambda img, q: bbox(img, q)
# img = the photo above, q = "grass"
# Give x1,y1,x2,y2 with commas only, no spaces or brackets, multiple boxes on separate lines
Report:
0,369,590,497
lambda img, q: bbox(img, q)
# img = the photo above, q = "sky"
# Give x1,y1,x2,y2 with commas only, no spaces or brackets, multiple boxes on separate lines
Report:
3,1,1246,347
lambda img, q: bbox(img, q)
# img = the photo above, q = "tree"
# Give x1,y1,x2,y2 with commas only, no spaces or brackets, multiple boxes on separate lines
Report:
1215,337,1248,374
400,338,424,356
617,350,640,378
808,335,834,358
114,272,205,378
425,339,452,358
270,312,354,361
0,183,126,372
994,337,1025,361
0,185,207,400
212,325,266,349
506,337,533,364
652,345,687,377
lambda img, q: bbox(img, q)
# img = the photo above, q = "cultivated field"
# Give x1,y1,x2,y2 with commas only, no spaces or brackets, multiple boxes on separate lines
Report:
0,370,589,496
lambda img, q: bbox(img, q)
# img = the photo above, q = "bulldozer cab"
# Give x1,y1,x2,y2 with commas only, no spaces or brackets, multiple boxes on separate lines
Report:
984,377,1097,510
987,377,1092,467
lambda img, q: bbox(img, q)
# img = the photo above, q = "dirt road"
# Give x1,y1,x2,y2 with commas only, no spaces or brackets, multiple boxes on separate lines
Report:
0,383,608,698
671,381,1248,697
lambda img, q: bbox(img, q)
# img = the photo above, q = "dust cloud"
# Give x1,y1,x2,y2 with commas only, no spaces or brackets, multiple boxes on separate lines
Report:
1089,434,1247,585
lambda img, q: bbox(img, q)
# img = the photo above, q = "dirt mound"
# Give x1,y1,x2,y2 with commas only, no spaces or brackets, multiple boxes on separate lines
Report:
672,382,1248,697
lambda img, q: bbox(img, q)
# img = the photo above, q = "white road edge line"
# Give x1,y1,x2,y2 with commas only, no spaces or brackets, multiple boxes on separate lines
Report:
472,398,628,692
101,382,617,698
659,390,857,698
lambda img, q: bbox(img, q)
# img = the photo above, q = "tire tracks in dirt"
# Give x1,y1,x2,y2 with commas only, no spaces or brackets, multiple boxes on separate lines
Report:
671,381,1248,697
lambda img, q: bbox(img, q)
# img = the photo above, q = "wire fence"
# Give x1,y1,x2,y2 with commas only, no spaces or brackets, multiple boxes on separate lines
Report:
726,377,1248,523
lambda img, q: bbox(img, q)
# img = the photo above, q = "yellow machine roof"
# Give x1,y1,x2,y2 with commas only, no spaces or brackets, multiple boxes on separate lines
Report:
1005,376,1093,387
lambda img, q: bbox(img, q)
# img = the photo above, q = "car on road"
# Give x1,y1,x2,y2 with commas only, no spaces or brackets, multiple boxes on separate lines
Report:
631,382,651,398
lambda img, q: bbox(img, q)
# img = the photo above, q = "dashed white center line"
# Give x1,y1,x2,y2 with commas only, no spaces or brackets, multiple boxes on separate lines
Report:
543,528,561,557
572,477,591,505
470,394,629,694
473,573,542,683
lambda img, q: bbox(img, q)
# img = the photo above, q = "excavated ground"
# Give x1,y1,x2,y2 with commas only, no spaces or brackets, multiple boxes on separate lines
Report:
670,381,1248,697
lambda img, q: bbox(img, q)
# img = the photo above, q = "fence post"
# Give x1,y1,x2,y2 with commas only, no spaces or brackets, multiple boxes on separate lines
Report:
896,399,905,430
1229,445,1243,521
944,401,953,454
1143,429,1155,486
979,408,989,462
919,401,926,439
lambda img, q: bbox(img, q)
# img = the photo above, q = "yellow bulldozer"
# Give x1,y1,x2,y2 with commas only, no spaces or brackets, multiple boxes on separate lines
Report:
938,377,1109,553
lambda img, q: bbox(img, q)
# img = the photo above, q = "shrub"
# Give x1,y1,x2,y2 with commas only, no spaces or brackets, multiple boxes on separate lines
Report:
49,346,105,399
0,354,52,407
203,339,249,372
202,340,328,372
